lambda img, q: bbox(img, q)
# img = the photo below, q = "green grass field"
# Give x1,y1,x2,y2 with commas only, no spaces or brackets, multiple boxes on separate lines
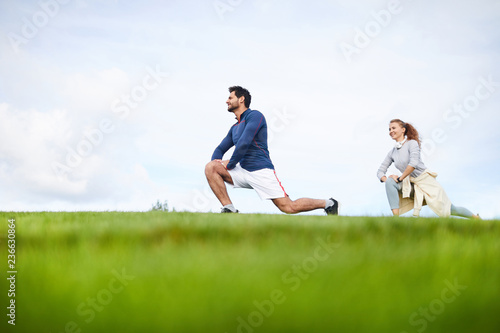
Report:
1,212,499,333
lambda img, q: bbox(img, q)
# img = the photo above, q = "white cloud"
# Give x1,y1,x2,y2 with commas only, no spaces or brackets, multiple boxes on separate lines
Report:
0,103,87,197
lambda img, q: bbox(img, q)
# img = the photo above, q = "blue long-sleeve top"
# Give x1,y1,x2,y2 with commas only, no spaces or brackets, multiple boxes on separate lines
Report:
211,109,274,171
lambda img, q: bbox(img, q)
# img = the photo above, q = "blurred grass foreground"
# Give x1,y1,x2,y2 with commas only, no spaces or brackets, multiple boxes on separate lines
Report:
1,211,499,333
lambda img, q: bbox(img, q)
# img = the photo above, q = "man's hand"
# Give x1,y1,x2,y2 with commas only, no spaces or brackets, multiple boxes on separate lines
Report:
389,174,399,181
214,159,230,169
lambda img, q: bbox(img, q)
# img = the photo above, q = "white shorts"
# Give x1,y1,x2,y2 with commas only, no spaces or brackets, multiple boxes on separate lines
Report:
228,163,288,200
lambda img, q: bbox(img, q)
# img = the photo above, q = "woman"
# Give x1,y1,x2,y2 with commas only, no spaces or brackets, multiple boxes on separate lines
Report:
377,119,479,218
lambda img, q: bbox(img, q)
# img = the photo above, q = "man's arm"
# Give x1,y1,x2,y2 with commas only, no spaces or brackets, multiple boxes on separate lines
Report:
211,128,234,161
226,112,264,170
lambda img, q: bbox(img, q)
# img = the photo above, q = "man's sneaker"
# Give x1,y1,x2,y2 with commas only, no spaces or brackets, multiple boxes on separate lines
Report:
221,207,239,213
325,198,339,215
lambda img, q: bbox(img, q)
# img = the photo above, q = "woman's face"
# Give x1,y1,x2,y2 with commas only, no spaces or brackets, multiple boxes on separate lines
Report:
389,122,405,141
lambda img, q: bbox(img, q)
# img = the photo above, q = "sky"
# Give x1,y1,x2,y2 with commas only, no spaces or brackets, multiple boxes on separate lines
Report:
0,0,499,218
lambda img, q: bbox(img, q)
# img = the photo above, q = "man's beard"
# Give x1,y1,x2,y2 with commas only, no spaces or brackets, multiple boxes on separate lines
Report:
227,105,237,112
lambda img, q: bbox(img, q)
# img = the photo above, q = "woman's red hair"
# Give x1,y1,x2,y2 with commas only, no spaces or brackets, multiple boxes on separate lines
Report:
390,119,421,147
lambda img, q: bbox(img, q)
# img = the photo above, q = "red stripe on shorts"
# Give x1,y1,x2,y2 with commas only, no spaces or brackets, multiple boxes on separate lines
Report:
273,170,288,197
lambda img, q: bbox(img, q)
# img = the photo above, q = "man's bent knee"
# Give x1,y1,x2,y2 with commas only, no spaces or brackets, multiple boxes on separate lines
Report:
205,161,215,175
205,160,233,184
205,160,222,176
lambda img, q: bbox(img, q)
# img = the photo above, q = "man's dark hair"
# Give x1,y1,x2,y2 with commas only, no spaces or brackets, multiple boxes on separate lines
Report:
229,86,251,108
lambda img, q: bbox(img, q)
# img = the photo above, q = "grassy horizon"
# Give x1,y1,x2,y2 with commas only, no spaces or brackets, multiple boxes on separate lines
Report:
1,212,499,333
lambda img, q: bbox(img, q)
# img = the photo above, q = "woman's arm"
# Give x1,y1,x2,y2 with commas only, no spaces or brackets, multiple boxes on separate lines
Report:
397,141,420,181
397,165,415,181
377,151,393,182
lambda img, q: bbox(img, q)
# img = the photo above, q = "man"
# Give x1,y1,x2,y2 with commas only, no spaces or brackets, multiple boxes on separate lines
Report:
205,86,339,215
